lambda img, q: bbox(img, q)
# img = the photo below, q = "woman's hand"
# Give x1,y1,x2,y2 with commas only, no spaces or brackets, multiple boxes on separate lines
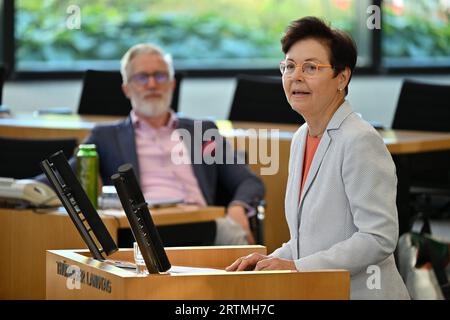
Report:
225,253,268,271
254,257,296,271
226,254,296,272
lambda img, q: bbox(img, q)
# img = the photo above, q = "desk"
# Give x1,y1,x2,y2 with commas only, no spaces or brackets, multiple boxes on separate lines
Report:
101,205,224,228
2,115,450,251
233,122,450,154
0,205,223,299
46,247,350,299
0,113,123,142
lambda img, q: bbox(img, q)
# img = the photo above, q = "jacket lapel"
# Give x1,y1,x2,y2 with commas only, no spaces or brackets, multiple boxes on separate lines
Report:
116,117,141,183
284,125,307,245
176,119,212,204
298,101,354,206
299,132,331,204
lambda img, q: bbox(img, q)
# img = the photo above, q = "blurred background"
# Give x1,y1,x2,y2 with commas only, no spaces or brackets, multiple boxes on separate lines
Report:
1,0,449,126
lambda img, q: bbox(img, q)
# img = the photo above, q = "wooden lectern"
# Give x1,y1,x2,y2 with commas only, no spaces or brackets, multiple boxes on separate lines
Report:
46,246,350,300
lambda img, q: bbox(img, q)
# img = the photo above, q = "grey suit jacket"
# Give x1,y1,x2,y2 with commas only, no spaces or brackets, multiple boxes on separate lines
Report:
38,116,264,208
271,101,410,299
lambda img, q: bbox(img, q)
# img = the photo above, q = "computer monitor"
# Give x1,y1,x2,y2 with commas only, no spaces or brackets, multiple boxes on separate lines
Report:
111,163,171,274
40,151,118,261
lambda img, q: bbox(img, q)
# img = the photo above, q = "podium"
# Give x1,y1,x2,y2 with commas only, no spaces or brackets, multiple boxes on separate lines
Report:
0,206,223,299
0,208,118,300
46,246,350,299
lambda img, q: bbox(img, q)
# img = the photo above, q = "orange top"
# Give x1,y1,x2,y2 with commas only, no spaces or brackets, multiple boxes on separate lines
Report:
300,133,321,198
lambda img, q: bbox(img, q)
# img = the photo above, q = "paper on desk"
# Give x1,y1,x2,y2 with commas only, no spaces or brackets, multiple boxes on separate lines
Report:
168,265,225,274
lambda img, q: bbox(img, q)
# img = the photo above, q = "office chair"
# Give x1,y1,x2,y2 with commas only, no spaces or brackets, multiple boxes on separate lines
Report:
77,70,183,116
392,80,450,223
228,74,305,125
0,65,5,105
0,136,78,179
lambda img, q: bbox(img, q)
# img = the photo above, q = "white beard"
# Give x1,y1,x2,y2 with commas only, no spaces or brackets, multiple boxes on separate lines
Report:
132,91,173,117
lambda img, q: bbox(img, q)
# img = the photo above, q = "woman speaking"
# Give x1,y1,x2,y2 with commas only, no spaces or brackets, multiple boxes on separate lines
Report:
227,16,409,300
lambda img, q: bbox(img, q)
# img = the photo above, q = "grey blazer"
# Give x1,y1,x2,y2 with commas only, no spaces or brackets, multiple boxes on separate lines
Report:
271,101,410,299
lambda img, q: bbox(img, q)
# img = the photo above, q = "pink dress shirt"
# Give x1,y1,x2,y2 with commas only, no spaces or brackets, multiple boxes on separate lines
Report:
131,111,207,206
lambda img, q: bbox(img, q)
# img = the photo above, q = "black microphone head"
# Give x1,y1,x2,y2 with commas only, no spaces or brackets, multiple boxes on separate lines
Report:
118,163,133,174
116,163,145,203
110,173,121,182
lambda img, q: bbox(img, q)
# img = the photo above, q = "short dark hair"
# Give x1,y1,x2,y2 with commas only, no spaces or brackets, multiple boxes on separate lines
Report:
281,16,357,95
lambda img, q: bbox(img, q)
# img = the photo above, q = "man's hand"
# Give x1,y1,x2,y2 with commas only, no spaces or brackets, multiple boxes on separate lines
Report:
227,205,255,245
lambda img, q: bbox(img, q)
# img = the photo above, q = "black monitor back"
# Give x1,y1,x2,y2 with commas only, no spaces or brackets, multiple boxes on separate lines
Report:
112,163,171,273
40,151,118,260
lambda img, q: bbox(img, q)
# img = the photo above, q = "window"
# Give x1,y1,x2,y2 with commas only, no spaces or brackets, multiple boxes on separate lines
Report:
382,0,450,67
15,0,371,73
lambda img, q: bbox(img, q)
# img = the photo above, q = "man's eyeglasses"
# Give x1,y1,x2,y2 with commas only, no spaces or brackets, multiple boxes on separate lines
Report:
129,72,170,86
279,60,333,77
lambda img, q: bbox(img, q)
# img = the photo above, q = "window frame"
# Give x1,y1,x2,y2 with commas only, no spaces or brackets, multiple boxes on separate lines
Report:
3,0,450,81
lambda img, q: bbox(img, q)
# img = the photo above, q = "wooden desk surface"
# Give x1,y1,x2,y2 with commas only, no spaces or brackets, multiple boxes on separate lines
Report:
0,113,124,142
0,113,124,128
381,129,450,154
2,114,450,154
232,121,450,155
100,205,224,227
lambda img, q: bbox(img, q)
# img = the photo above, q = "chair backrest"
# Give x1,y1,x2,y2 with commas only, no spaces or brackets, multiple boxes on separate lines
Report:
0,136,78,179
0,65,5,105
392,80,450,132
171,72,184,113
228,74,305,125
78,70,130,116
77,70,183,115
392,80,450,185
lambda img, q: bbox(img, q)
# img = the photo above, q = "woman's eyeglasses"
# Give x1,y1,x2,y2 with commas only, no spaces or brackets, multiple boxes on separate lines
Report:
279,60,332,77
129,72,170,86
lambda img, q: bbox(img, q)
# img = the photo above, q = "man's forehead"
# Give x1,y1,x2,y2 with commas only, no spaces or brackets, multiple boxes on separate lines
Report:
129,52,168,71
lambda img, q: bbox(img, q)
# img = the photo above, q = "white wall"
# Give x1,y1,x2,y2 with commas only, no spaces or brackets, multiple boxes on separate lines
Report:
3,74,450,128
346,75,450,127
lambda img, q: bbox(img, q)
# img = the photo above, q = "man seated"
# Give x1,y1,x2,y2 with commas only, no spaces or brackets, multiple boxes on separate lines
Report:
41,43,265,245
